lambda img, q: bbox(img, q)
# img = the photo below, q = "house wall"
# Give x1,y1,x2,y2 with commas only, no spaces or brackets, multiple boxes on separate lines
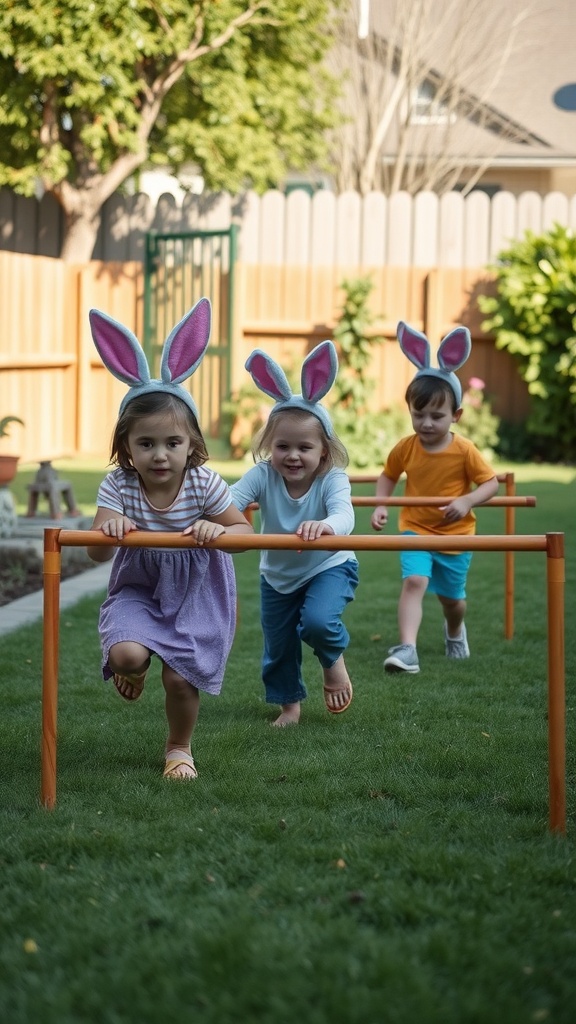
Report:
473,167,576,197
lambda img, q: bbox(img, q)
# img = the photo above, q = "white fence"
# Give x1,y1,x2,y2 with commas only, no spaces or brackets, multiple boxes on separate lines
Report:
1,186,576,268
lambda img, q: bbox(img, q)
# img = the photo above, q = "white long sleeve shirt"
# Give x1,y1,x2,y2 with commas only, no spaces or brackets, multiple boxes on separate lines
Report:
230,463,357,594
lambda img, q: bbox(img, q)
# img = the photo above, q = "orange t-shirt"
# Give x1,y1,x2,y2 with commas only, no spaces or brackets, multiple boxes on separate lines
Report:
383,432,495,537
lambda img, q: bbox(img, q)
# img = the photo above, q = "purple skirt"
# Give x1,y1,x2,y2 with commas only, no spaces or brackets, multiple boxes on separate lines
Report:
98,546,237,695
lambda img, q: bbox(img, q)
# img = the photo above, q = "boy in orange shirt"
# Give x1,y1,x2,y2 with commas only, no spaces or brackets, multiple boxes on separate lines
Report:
371,321,498,673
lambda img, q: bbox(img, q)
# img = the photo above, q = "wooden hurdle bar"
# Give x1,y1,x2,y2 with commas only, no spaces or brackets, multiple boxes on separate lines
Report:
41,528,565,835
245,478,532,640
348,471,520,640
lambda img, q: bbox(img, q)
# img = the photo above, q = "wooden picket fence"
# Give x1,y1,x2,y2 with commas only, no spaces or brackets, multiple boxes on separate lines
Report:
2,185,576,267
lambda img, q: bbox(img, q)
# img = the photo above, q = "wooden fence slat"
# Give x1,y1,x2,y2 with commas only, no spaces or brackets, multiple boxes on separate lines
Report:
361,192,387,267
413,192,439,266
387,192,413,265
311,190,336,267
464,191,490,268
285,191,311,265
490,191,518,259
439,192,464,268
260,191,285,265
335,191,362,267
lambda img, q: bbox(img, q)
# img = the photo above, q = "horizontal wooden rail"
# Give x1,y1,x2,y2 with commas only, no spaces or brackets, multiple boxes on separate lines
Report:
351,496,535,507
55,530,547,552
344,471,524,641
246,496,534,509
0,354,77,370
348,472,514,484
41,529,565,834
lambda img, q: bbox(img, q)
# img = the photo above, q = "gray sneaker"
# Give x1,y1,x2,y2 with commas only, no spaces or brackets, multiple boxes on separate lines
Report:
384,644,420,674
444,622,470,659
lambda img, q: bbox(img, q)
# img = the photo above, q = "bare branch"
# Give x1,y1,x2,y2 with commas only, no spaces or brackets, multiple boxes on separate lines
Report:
137,3,268,143
329,0,540,196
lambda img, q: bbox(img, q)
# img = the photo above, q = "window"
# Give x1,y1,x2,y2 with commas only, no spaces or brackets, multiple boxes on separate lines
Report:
409,81,456,125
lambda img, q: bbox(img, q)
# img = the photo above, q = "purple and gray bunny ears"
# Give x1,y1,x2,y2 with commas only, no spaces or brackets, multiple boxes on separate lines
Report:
88,298,211,420
397,321,471,406
245,340,338,436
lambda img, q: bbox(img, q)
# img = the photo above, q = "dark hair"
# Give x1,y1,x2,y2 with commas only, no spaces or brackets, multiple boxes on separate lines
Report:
405,375,459,414
252,407,349,472
110,392,209,469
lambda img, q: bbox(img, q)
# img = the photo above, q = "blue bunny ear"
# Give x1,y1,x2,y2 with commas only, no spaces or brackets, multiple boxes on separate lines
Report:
437,326,471,373
245,350,293,401
160,298,211,385
89,309,151,386
397,321,431,370
301,341,338,402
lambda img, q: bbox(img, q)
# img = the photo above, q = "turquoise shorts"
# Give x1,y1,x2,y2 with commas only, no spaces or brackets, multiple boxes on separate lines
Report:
399,532,472,600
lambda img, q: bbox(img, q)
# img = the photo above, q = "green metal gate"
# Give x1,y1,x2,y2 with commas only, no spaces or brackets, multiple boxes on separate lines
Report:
143,226,238,443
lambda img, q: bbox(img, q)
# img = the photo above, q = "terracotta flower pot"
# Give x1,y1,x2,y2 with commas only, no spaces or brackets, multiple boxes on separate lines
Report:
0,454,20,487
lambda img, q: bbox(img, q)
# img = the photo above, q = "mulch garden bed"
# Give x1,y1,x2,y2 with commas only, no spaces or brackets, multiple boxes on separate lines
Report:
0,546,97,606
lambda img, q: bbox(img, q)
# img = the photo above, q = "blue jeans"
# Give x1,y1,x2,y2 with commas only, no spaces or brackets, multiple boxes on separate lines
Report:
259,560,359,705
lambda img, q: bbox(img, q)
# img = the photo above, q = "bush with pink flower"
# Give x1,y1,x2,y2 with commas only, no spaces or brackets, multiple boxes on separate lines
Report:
455,377,500,460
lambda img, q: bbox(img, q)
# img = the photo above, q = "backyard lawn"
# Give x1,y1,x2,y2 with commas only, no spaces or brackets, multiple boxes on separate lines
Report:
0,461,574,1024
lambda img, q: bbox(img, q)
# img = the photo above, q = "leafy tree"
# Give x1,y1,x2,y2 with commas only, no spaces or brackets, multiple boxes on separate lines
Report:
479,223,576,462
0,0,342,261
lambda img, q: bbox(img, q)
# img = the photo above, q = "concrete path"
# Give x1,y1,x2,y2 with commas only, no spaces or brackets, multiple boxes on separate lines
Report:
0,515,111,638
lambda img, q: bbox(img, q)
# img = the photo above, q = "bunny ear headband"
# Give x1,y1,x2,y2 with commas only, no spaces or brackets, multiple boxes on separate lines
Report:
397,320,471,406
89,298,212,420
245,340,338,437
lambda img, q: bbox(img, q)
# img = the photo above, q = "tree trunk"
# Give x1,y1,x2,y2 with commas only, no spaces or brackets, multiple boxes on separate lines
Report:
59,207,102,263
54,155,142,262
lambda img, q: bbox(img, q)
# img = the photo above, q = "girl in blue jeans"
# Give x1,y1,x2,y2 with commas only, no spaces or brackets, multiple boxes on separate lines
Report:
230,341,358,726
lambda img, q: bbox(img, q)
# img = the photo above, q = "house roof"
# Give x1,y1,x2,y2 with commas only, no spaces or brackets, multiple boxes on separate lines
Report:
366,0,576,168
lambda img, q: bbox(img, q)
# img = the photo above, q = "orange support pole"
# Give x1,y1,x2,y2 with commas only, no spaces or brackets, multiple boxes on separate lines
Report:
503,472,515,640
41,528,62,810
546,533,566,834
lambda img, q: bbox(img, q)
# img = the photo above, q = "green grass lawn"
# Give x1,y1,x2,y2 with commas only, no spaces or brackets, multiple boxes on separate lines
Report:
0,465,575,1023
10,456,576,518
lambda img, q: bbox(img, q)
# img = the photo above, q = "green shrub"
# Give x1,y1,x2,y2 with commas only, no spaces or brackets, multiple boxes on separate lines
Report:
479,223,576,462
221,382,270,459
330,275,403,466
331,404,411,468
495,419,538,463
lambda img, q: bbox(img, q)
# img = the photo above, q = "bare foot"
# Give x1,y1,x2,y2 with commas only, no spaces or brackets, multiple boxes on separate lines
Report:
271,703,301,727
163,748,198,780
322,656,353,714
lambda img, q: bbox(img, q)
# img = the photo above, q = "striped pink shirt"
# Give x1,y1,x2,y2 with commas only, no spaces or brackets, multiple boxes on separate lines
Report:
97,466,232,532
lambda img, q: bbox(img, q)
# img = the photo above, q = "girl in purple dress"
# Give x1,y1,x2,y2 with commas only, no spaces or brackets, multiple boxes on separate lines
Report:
86,299,252,781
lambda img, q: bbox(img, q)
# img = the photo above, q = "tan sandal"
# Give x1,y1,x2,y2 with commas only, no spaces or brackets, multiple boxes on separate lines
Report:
163,750,198,781
323,679,353,715
112,670,147,703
